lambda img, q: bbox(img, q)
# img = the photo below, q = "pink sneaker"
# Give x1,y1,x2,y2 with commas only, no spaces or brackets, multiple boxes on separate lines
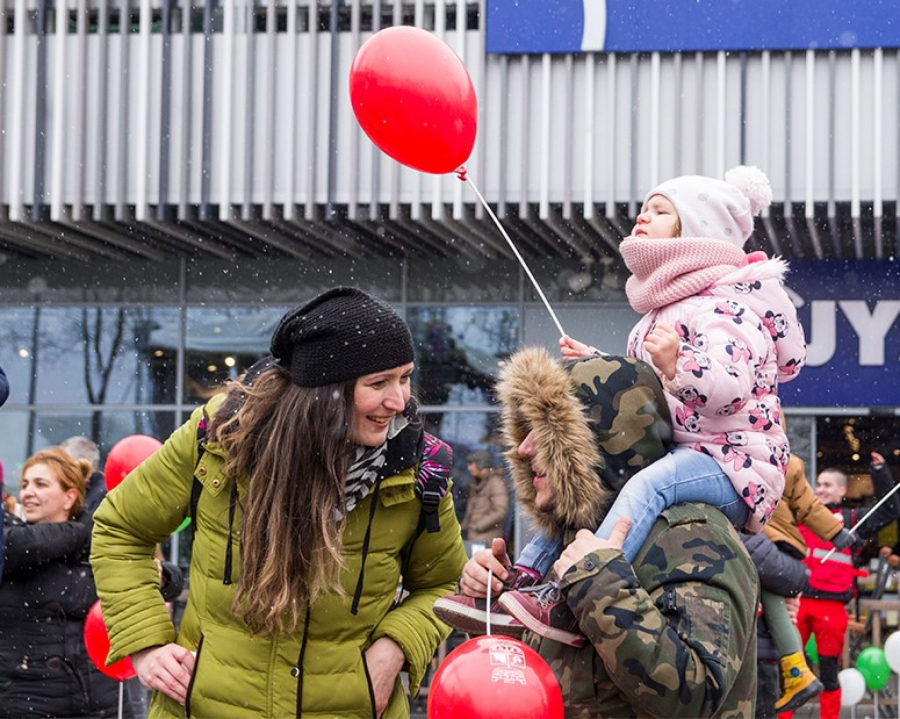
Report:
433,568,537,638
498,581,587,648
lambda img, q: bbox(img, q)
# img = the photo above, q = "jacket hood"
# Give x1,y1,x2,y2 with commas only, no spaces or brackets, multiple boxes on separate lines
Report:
496,347,672,539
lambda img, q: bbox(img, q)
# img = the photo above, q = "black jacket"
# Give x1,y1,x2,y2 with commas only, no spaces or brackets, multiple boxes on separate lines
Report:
741,532,809,661
0,511,131,718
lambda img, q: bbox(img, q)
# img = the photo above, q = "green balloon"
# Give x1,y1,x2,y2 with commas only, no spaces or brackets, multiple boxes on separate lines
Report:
806,635,819,664
857,646,891,691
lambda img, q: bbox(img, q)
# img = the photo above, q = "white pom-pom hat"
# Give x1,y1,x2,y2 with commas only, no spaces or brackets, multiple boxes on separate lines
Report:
644,165,773,247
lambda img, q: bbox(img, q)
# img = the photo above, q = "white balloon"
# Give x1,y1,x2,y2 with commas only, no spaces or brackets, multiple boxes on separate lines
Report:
885,632,900,673
839,667,867,707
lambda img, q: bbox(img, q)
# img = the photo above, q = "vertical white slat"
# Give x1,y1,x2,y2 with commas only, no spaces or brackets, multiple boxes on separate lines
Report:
218,0,235,220
473,0,487,220
8,0,28,219
873,48,883,220
760,51,770,219
452,0,466,219
283,0,298,220
605,52,616,219
410,0,425,219
303,0,317,219
50,0,68,220
851,48,860,218
805,50,815,218
561,53,573,218
261,0,277,219
649,52,660,187
70,0,87,218
518,53,531,217
241,0,255,216
177,0,193,219
388,0,403,219
583,52,595,219
431,0,446,220
694,52,704,174
367,0,381,219
92,0,109,218
134,0,152,220
347,0,360,219
715,51,726,179
538,52,550,218
672,52,682,176
113,0,129,220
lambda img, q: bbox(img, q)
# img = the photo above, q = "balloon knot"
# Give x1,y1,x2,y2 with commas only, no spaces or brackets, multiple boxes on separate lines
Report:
455,166,468,182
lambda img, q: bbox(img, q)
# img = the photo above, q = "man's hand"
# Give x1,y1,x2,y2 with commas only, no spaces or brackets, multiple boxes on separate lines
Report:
644,323,679,381
559,335,594,360
458,537,512,599
552,518,632,578
364,637,406,718
872,451,886,467
131,644,195,705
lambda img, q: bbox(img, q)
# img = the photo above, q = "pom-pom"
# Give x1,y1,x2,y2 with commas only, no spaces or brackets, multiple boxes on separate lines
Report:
725,165,772,216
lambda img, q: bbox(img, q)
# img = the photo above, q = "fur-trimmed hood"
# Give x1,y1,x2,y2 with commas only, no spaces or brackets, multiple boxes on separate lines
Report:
496,347,672,540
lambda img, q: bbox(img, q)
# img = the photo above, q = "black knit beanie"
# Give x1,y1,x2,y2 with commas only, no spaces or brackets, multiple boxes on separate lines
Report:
270,287,415,387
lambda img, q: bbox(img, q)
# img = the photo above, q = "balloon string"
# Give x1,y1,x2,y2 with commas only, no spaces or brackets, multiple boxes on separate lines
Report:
460,170,566,338
486,567,492,636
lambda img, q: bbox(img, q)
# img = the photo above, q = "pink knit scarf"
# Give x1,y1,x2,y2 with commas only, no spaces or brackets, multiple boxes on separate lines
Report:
620,236,747,313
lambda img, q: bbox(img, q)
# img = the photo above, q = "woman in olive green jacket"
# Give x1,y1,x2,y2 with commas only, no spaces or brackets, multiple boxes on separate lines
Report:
91,288,467,719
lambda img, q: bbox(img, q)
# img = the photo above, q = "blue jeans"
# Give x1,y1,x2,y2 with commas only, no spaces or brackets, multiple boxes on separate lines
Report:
516,447,750,575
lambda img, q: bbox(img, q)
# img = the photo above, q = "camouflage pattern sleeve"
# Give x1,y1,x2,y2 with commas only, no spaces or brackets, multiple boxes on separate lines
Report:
555,504,758,718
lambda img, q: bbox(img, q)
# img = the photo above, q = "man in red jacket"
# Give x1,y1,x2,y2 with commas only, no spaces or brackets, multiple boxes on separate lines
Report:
791,454,899,719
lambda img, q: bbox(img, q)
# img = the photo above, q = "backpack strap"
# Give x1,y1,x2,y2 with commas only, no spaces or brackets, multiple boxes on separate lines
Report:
188,412,209,545
414,433,452,534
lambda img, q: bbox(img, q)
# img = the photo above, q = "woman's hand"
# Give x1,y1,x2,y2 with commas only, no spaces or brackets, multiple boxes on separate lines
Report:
458,538,512,599
644,323,679,381
559,335,594,360
131,644,195,705
552,519,632,578
364,637,406,718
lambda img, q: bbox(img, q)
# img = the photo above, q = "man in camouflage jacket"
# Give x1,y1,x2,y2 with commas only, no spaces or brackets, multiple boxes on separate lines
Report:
457,347,758,718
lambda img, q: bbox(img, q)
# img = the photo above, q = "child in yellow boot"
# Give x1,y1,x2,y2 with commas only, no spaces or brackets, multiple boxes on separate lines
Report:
764,590,824,712
762,453,857,713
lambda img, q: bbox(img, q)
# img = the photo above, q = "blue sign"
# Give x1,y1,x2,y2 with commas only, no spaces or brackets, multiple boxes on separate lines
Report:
486,1,900,55
780,260,900,408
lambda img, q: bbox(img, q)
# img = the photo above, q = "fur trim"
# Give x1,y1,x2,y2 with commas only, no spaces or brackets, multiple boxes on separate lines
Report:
719,255,789,285
496,347,612,539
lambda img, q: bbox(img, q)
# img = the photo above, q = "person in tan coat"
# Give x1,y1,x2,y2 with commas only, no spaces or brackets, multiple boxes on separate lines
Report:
459,451,509,546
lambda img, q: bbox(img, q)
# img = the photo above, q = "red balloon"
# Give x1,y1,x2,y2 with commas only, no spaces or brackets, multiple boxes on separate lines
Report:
104,434,162,491
349,26,477,174
427,636,564,719
83,600,136,681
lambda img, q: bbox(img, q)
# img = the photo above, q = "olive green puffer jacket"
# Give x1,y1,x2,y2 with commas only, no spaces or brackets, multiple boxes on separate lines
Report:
91,398,466,718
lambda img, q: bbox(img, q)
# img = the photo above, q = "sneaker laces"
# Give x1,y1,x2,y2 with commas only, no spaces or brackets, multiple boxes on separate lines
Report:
518,581,563,607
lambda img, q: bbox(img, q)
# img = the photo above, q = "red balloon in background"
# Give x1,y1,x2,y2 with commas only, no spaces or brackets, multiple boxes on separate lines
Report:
427,636,564,719
349,26,477,174
104,435,162,491
84,600,136,681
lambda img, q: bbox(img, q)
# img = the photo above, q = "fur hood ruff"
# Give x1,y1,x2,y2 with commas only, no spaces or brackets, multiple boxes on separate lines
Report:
496,348,612,539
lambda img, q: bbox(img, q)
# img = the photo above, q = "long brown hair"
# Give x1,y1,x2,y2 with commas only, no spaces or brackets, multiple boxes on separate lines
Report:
210,365,356,635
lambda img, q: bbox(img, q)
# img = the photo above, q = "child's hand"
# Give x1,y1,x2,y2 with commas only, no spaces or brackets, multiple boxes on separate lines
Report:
644,323,679,381
559,335,594,359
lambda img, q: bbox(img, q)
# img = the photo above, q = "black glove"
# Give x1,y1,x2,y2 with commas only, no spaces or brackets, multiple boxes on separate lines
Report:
159,561,185,603
831,528,855,550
